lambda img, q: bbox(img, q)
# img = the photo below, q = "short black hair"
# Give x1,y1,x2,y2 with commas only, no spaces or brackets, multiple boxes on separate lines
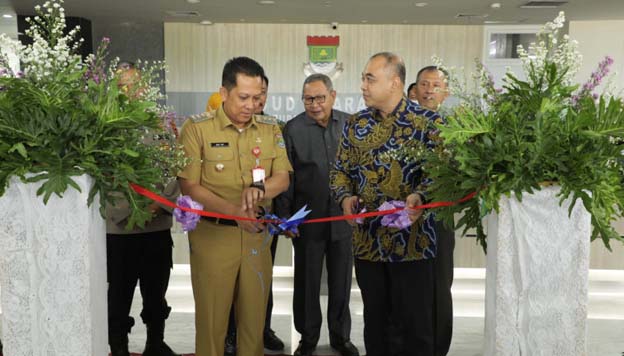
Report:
407,82,417,95
222,57,265,90
262,74,269,87
416,65,449,83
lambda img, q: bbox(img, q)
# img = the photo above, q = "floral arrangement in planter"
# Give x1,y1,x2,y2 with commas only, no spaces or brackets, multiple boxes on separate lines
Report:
0,0,188,228
406,12,624,250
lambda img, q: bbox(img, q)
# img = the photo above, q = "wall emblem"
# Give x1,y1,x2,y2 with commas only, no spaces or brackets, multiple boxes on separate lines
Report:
303,36,343,80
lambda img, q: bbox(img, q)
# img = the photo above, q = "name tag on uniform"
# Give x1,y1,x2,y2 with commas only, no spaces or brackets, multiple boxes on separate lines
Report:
210,142,229,147
252,145,265,182
252,167,265,183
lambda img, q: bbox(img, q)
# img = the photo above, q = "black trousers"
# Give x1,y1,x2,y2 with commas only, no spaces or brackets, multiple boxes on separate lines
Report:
292,234,353,346
433,221,455,356
227,233,278,335
355,258,434,356
107,230,173,337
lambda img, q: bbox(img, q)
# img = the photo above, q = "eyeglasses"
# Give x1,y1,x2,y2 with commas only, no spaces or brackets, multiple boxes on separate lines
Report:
302,95,326,105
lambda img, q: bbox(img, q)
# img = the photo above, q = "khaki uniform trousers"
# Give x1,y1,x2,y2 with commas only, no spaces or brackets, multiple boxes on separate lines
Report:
189,221,272,356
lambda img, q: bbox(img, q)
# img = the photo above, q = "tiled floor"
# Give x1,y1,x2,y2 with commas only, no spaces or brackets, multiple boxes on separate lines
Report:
123,267,624,356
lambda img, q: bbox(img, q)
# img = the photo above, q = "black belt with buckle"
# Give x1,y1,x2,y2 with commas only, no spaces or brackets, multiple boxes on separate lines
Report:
201,216,238,226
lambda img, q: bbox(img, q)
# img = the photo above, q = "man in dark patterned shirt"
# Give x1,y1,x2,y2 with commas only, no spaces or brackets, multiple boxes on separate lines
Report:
330,52,442,356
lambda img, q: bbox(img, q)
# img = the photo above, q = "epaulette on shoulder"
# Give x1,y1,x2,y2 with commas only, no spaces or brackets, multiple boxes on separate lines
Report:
189,110,215,123
255,114,278,125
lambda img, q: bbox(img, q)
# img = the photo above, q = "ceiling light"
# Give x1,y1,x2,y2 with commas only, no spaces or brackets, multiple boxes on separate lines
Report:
240,18,246,22
361,20,368,23
186,0,200,3
520,1,568,8
484,20,525,24
455,13,489,19
415,2,428,7
2,14,13,18
257,0,275,4
166,10,200,18
199,20,212,25
490,2,501,8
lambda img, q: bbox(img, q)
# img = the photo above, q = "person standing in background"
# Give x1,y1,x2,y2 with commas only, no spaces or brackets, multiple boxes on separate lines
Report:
256,74,287,352
276,74,359,356
407,82,418,102
106,62,180,356
414,65,453,356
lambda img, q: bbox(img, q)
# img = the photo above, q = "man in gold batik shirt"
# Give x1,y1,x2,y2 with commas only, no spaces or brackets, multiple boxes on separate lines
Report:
330,52,443,356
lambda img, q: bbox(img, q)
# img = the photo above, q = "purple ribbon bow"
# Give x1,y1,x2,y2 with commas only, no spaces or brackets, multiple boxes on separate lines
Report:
379,200,413,229
173,195,203,232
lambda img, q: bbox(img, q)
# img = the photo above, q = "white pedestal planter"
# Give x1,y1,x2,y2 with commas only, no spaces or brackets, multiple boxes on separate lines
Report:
484,185,591,356
0,175,108,356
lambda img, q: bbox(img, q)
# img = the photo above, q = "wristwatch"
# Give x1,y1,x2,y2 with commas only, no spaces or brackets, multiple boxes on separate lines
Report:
250,181,265,193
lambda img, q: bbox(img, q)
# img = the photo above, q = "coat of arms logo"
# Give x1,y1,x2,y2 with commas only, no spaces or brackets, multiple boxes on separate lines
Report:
303,36,343,80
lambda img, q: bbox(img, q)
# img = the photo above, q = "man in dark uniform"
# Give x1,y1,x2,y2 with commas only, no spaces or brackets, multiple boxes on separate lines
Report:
106,63,180,356
178,57,291,356
276,73,359,356
256,74,287,352
414,66,453,356
407,82,418,102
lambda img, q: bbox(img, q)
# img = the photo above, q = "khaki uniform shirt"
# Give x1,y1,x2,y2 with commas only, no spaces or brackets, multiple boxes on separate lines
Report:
177,106,292,210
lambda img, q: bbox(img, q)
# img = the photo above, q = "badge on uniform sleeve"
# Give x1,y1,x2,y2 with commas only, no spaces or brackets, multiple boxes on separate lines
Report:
215,163,224,172
276,133,285,148
252,146,265,182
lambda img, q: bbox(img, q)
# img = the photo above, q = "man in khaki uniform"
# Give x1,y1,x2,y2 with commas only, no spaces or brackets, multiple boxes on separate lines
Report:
178,57,291,356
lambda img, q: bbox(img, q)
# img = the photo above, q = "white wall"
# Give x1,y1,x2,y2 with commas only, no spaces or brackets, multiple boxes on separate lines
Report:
165,22,484,93
164,22,484,119
570,20,624,95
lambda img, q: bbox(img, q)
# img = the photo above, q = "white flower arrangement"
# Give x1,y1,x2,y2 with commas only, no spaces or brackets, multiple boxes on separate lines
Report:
0,0,188,228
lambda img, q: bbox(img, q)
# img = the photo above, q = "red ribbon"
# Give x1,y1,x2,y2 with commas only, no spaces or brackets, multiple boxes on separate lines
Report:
130,183,476,224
